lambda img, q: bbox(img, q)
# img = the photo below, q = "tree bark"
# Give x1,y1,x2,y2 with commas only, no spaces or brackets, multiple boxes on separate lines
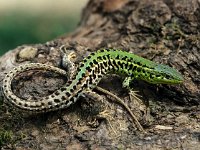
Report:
0,0,200,149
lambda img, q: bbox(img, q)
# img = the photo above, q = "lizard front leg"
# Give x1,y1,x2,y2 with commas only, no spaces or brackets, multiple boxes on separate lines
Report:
60,45,78,80
122,77,143,101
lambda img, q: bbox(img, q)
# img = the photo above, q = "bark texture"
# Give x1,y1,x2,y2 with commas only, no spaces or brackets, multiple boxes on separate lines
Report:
0,0,200,149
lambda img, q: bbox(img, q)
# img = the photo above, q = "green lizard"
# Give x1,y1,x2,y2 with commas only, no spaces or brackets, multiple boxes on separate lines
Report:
2,48,183,114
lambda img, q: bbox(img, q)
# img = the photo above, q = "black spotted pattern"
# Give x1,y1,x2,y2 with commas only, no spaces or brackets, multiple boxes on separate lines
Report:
54,99,60,103
4,49,162,113
65,92,71,97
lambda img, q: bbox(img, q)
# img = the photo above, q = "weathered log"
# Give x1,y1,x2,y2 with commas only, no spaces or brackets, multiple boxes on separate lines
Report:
0,0,199,149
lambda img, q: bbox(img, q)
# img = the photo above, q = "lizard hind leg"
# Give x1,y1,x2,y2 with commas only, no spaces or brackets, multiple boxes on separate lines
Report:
79,90,106,117
80,90,118,134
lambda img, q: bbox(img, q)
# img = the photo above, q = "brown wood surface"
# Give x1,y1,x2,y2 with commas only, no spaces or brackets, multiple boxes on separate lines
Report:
0,0,200,149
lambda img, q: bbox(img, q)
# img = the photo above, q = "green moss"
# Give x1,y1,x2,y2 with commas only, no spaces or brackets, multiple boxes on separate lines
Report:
0,129,13,147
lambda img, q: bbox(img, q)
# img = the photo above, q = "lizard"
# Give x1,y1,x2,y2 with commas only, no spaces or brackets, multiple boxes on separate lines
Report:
2,47,184,131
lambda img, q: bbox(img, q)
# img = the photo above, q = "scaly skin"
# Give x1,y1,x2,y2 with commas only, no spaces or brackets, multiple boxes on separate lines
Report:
2,49,183,113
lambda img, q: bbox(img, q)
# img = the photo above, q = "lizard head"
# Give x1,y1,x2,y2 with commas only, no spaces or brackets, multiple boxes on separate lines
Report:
148,64,184,84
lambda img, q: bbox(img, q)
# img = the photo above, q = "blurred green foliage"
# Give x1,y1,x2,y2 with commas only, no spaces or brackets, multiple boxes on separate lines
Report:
0,13,79,56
